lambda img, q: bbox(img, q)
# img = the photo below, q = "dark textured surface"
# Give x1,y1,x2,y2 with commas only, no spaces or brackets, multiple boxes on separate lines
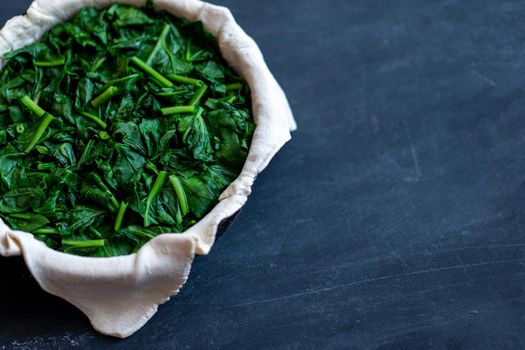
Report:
2,0,525,349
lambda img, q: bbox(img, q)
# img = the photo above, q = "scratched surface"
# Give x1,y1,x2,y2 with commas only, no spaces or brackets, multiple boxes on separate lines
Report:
2,0,525,349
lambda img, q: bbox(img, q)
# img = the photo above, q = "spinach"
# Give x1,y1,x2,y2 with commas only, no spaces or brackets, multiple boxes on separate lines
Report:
0,4,254,256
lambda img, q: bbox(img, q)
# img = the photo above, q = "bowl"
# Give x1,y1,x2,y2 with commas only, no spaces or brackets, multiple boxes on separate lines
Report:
0,0,295,338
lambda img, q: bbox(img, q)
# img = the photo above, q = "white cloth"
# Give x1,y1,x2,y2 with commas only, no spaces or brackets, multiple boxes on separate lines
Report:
0,0,295,338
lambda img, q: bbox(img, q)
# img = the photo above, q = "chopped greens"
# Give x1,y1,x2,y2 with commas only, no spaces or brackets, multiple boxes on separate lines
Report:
0,4,255,257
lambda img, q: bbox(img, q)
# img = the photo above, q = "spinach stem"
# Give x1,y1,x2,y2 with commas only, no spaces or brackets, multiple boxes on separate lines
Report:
189,84,208,106
195,106,205,119
168,74,202,86
91,86,119,107
33,228,60,235
33,91,42,105
114,201,128,232
26,172,48,178
88,226,104,238
226,95,236,104
130,56,173,88
9,213,33,220
35,146,49,155
107,73,140,85
130,228,156,240
98,131,110,140
225,83,242,91
79,111,107,129
77,139,95,169
169,174,189,216
110,197,120,212
146,161,159,175
89,173,119,210
24,113,55,153
90,172,109,191
20,95,46,117
90,56,106,72
37,162,55,170
62,239,105,248
185,38,192,61
144,170,167,227
34,58,65,67
146,24,171,65
160,105,195,116
153,90,187,97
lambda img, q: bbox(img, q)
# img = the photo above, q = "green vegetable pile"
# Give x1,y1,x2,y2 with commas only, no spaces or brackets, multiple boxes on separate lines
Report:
0,4,255,256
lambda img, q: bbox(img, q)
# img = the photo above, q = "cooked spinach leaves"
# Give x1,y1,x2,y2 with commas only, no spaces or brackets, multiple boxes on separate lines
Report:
0,4,255,256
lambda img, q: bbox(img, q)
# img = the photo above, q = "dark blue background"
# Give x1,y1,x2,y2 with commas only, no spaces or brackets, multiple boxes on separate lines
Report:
2,1,525,349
